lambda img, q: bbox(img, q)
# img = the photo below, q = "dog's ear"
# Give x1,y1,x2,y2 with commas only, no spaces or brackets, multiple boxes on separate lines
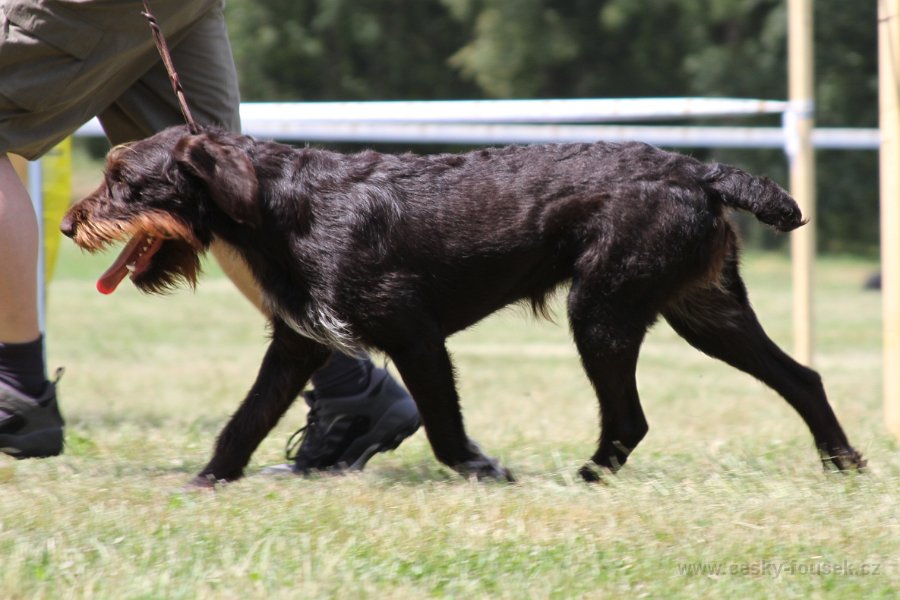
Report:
174,133,261,227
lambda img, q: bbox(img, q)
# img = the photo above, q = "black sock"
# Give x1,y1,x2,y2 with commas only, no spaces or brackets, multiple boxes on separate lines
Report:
310,351,374,399
0,335,47,397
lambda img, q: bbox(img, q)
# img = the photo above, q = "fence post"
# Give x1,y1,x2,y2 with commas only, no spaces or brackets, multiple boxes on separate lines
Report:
787,0,816,366
879,0,900,439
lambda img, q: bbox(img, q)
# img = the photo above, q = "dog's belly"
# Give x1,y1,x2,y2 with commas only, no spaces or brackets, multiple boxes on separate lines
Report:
423,251,571,335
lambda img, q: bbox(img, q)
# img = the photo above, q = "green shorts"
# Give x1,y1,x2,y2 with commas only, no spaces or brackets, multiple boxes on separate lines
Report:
0,0,240,160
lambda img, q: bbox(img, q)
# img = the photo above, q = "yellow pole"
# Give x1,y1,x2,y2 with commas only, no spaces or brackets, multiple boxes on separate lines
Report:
879,0,900,439
40,140,72,280
788,0,816,366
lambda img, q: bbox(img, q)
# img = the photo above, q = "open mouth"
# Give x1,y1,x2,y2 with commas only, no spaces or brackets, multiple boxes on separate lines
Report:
96,233,164,294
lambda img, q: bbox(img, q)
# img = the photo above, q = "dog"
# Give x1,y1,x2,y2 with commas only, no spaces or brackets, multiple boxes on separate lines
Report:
61,125,865,486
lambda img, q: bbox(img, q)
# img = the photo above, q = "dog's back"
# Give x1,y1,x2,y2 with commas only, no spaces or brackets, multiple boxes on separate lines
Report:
298,141,801,337
306,140,801,261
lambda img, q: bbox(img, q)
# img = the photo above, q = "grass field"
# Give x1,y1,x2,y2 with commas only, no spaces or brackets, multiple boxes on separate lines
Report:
2,215,898,597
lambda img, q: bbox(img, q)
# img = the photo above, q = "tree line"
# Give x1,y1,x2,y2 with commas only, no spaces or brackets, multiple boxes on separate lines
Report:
226,0,879,254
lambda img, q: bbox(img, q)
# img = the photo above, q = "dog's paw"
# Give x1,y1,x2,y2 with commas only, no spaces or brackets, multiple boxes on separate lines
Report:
452,455,515,483
184,473,223,491
819,445,867,473
577,461,616,483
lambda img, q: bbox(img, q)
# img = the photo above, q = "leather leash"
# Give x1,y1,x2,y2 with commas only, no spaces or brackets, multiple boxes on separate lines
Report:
141,0,200,134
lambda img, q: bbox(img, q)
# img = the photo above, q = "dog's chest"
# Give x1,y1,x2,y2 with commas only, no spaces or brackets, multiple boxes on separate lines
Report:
263,291,360,353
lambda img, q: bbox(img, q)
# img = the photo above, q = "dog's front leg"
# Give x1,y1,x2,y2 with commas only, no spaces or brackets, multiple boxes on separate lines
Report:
191,321,330,487
389,339,514,482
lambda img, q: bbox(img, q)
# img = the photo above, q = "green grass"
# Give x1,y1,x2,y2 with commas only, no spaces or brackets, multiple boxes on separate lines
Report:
2,232,898,597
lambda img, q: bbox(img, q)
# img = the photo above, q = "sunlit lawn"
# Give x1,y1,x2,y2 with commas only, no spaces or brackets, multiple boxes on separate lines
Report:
1,210,897,597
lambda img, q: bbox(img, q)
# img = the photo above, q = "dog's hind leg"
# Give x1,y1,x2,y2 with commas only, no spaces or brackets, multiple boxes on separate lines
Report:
661,256,865,472
567,282,655,482
388,337,513,482
192,320,331,486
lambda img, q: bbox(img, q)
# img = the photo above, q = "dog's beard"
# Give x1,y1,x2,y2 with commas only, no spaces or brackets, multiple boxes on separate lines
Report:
96,235,202,295
77,212,204,295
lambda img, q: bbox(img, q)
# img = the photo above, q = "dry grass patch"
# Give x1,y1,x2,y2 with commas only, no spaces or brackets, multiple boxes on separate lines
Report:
1,244,896,598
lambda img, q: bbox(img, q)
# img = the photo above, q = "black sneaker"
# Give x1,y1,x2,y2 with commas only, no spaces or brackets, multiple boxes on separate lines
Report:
0,369,65,459
267,367,420,475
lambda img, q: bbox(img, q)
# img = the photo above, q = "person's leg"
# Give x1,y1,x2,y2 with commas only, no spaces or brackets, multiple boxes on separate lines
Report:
311,352,374,397
0,1,224,459
0,156,40,346
0,154,64,458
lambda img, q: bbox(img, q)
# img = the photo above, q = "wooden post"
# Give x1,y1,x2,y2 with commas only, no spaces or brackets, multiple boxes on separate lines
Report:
788,0,816,366
879,0,900,439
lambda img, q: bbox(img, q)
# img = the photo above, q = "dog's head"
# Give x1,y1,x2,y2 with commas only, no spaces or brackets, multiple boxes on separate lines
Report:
61,125,259,295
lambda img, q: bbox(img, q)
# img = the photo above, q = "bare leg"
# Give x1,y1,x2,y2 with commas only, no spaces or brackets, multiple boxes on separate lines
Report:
0,155,40,344
0,154,62,458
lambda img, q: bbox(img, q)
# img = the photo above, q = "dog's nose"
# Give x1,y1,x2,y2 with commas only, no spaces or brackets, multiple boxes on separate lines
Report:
60,213,77,238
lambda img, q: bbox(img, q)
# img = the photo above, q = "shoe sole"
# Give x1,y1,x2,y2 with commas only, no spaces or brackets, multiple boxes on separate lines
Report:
0,426,64,459
259,407,420,477
259,415,419,477
338,390,421,471
344,414,421,471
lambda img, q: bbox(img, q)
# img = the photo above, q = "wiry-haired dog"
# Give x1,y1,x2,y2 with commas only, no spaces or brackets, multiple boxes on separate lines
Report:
61,125,865,486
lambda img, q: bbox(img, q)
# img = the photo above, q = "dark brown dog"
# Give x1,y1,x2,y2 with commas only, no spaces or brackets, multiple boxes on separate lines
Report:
61,125,864,485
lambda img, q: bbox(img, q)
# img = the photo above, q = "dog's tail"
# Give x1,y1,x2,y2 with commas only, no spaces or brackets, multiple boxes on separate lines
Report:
702,164,805,232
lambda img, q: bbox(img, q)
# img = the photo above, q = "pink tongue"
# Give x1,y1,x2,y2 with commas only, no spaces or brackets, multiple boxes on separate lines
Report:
97,271,127,295
96,234,154,295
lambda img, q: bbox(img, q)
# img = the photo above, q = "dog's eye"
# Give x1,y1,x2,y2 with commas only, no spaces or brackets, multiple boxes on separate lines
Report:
106,179,131,203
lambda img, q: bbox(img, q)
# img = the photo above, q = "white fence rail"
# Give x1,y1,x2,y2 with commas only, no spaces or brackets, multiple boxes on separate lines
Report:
73,98,879,149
